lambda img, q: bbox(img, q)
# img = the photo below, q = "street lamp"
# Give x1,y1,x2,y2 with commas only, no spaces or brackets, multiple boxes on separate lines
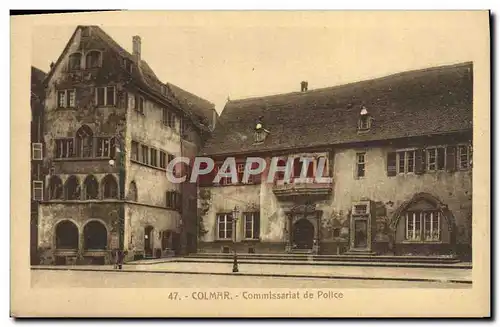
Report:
232,206,239,273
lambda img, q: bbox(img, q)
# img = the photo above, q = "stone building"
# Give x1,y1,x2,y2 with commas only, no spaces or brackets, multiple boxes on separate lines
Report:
31,66,47,264
37,26,216,265
199,62,473,260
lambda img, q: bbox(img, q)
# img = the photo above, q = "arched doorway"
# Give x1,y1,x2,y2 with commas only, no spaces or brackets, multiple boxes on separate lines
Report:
144,226,154,257
292,219,314,249
83,221,108,250
55,220,79,250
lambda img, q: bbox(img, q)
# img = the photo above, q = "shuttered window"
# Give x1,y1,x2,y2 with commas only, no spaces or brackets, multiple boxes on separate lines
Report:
387,152,397,176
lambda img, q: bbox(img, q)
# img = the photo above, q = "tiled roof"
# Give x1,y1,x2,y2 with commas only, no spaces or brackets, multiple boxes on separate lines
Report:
166,83,216,127
201,62,473,156
85,26,215,131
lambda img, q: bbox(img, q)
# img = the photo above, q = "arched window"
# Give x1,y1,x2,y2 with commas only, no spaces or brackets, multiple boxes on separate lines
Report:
68,53,82,71
83,221,107,250
83,175,99,200
55,220,79,249
127,181,138,202
75,125,93,158
102,174,118,199
85,51,102,69
64,175,80,200
48,176,63,200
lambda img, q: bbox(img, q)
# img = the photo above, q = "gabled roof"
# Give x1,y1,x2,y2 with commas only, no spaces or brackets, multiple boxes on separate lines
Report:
44,25,215,131
201,62,473,156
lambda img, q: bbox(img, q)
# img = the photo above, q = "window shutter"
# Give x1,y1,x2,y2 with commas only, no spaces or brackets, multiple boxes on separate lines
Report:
387,152,397,176
415,149,425,174
446,145,457,172
254,213,260,239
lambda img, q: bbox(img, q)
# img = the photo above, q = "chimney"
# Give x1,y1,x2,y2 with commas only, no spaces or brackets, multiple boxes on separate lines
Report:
301,81,308,92
132,35,141,61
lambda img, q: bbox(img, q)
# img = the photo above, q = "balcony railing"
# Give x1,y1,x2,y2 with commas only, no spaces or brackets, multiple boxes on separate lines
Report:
272,178,333,198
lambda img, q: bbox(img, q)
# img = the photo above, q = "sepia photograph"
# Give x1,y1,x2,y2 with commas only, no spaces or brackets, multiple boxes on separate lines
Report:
11,10,490,317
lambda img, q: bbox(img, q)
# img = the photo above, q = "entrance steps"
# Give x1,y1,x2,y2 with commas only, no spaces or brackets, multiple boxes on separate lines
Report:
188,253,461,264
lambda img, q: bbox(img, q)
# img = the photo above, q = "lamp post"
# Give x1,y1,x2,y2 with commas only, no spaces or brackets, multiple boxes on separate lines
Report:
232,206,239,273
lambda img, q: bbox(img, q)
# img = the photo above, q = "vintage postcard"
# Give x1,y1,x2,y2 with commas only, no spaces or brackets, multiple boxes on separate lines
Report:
11,10,490,317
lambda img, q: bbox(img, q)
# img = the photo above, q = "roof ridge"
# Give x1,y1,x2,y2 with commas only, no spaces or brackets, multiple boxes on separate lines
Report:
167,82,215,107
228,61,473,104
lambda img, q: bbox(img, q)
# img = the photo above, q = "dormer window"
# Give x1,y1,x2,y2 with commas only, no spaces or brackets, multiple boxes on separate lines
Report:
358,106,371,131
123,58,134,73
253,118,269,144
161,85,167,95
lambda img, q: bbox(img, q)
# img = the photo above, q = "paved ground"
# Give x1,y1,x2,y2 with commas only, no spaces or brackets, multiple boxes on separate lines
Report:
32,261,472,283
31,269,470,288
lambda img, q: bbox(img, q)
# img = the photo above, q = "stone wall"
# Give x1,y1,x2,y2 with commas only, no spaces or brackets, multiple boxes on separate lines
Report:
199,141,472,256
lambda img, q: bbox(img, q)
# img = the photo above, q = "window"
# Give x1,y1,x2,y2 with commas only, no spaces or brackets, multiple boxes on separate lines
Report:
95,86,115,106
244,212,260,239
358,115,370,130
217,214,233,240
55,139,74,158
150,148,158,167
106,86,115,106
427,147,445,171
423,212,441,241
68,53,81,70
48,176,63,200
75,125,93,158
405,211,441,242
32,143,43,160
135,96,144,114
141,145,149,165
102,174,118,199
163,108,176,128
275,158,287,182
159,151,166,169
32,181,43,201
406,212,421,241
57,90,76,108
64,175,80,200
96,137,115,158
166,191,181,210
83,175,99,200
458,145,472,170
254,130,267,143
397,150,416,174
356,153,365,178
131,141,139,161
216,164,232,185
85,51,101,69
237,163,246,184
353,204,368,215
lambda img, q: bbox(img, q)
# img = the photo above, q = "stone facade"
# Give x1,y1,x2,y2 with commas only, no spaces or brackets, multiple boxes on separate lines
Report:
37,25,213,265
199,135,473,259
